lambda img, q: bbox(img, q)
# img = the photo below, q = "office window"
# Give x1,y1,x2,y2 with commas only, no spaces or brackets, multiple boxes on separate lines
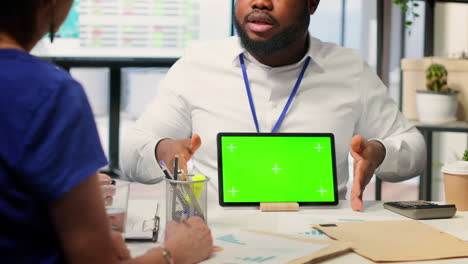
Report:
121,67,169,121
310,0,377,69
120,67,170,153
70,68,110,158
404,1,426,59
309,0,343,46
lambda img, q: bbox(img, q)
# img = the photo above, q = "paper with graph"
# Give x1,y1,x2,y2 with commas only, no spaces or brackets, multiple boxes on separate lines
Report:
202,229,330,264
274,211,402,240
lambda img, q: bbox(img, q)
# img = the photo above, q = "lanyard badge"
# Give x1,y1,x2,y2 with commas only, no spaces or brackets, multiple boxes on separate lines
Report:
239,54,311,133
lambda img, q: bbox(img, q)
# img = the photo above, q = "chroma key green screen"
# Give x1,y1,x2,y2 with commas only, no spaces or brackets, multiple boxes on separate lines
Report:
218,133,338,205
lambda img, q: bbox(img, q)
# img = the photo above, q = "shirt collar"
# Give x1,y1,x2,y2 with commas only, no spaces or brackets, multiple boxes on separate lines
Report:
230,33,324,70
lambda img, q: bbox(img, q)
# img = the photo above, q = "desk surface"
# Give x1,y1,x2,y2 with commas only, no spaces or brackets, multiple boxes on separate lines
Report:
125,183,468,264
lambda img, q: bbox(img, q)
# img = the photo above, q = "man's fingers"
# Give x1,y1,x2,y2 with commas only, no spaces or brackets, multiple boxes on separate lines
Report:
178,155,189,176
351,194,363,211
351,168,364,211
350,135,365,155
189,134,202,153
351,160,365,211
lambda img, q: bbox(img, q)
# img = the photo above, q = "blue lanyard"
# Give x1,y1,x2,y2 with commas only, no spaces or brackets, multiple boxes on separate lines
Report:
239,54,311,133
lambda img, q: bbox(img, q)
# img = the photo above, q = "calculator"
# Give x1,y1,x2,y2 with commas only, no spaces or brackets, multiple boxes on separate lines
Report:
383,201,456,220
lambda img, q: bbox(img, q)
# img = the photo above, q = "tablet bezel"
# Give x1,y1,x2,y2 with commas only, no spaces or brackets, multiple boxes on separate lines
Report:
217,132,339,207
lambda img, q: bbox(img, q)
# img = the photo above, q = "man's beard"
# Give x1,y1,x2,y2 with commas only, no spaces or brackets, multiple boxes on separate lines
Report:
234,11,310,57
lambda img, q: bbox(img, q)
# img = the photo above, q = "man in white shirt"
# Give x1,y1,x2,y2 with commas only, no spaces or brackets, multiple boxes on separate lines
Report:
121,0,426,211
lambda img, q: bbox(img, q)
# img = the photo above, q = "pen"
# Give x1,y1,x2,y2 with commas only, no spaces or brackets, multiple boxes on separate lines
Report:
174,155,179,181
159,160,178,220
160,160,191,215
159,161,173,180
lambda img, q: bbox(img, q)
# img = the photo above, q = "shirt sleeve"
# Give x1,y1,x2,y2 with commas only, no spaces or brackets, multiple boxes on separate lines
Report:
356,62,426,182
120,59,192,183
17,78,108,203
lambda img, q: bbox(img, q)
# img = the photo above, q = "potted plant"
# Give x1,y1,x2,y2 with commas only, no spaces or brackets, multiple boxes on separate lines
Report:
415,63,459,124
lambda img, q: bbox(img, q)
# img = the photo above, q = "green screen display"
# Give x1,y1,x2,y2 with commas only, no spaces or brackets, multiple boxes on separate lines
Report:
219,134,337,204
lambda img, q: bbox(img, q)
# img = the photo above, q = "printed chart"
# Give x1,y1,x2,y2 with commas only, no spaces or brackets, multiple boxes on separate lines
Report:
202,230,329,264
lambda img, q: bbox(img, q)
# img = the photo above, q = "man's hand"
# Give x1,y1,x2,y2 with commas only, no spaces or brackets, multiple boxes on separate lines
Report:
350,135,386,211
156,134,202,175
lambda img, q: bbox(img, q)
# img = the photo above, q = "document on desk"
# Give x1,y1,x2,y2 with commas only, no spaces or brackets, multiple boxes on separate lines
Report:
314,220,468,262
202,229,350,264
275,213,399,240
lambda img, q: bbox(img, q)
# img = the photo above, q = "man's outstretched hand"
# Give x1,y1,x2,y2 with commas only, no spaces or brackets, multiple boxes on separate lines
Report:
350,135,386,211
155,134,202,175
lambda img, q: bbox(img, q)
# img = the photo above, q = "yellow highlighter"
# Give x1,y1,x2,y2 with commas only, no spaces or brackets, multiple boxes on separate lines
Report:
185,174,206,202
180,174,206,221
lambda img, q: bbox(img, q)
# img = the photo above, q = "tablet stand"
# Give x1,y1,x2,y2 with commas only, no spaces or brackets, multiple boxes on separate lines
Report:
260,202,299,212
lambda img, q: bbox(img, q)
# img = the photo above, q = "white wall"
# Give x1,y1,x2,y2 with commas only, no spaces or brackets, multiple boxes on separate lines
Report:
434,3,468,57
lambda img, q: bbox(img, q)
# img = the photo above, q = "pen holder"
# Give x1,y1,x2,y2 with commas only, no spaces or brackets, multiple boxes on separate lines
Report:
165,175,209,223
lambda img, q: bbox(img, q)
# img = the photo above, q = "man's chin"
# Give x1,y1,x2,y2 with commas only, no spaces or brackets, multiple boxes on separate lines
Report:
245,35,272,43
242,28,275,41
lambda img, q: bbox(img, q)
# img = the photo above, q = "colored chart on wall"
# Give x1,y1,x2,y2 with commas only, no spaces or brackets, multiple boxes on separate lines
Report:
32,0,232,59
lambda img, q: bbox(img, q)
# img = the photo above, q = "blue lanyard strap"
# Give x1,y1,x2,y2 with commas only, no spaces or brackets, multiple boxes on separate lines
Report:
239,54,311,133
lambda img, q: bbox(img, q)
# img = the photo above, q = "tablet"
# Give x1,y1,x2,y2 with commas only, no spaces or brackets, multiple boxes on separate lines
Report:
217,133,339,206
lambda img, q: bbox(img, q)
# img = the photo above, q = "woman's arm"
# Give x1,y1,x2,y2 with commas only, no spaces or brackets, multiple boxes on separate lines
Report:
49,173,120,263
50,173,212,264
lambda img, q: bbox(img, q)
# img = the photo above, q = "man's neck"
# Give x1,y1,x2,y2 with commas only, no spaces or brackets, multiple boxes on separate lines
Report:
250,34,309,68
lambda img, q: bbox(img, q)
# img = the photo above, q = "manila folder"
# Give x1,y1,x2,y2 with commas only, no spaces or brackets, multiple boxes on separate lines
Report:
313,220,468,262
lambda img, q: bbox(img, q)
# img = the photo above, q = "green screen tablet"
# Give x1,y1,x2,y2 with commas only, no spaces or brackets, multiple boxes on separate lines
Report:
217,133,338,206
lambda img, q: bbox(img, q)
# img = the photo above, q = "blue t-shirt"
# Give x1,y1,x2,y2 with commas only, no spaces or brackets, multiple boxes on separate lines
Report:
0,49,108,263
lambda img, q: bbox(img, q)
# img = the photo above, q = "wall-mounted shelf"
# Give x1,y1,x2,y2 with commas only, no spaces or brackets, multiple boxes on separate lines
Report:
375,0,468,201
412,121,468,200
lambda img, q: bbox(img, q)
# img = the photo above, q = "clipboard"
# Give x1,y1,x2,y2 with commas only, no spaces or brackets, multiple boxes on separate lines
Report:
125,203,160,243
313,220,468,262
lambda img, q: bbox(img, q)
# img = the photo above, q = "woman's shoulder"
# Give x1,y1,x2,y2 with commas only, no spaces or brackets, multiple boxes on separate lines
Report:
0,49,83,116
0,49,77,88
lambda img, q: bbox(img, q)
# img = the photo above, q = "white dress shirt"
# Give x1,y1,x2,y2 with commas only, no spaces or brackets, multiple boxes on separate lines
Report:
120,35,426,199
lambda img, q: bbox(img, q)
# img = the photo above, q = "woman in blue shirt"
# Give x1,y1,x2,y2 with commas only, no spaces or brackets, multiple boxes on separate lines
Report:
0,1,212,263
